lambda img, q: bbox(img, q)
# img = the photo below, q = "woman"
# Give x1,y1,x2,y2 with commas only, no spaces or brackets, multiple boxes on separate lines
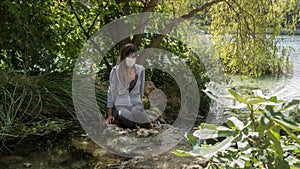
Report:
106,43,153,129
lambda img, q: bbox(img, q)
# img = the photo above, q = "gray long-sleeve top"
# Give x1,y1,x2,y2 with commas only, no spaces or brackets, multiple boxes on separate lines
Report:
107,64,145,108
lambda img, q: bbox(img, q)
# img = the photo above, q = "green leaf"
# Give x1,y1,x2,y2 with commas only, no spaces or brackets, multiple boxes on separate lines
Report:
172,136,235,158
185,133,198,146
193,127,235,139
229,89,248,104
247,98,267,104
270,96,278,102
291,166,300,169
268,127,284,159
272,118,300,132
227,116,245,130
199,123,217,130
279,124,300,145
198,136,235,158
257,118,273,132
171,150,194,157
275,157,290,169
285,156,300,166
280,99,300,111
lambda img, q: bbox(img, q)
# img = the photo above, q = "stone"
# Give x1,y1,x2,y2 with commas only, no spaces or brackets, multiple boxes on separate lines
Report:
145,108,163,122
119,130,129,135
107,163,119,169
144,81,157,96
147,129,159,135
148,89,167,112
136,128,150,137
0,161,8,169
48,150,71,167
185,164,203,169
71,138,107,158
23,162,32,168
192,157,209,167
71,160,88,169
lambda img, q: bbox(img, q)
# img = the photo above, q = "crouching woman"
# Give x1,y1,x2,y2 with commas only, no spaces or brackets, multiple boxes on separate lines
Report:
106,43,153,129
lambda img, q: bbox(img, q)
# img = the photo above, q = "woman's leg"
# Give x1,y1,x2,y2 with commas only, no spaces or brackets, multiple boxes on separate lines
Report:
131,103,150,124
113,106,137,129
131,104,153,129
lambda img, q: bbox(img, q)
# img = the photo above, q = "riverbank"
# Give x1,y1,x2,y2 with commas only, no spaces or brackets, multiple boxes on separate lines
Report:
0,122,208,169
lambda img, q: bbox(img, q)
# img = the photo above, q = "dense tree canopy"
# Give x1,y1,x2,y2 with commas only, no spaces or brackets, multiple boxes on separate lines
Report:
0,0,299,76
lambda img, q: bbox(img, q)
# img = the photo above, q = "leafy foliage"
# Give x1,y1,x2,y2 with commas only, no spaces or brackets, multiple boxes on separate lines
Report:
1,0,300,154
208,0,300,76
173,90,300,169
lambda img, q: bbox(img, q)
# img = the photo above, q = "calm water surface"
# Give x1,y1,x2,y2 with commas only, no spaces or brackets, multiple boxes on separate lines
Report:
230,35,300,100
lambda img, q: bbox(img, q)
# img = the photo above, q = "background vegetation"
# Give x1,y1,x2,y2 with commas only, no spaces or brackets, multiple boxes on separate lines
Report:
1,0,300,155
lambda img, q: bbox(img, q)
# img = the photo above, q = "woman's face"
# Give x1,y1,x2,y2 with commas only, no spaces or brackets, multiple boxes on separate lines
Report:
125,53,137,67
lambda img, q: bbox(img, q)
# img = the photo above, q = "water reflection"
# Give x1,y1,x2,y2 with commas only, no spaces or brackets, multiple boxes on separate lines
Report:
205,35,300,125
229,35,300,100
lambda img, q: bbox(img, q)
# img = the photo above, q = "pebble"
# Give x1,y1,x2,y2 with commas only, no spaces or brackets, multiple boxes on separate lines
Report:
107,163,119,169
185,164,203,169
23,162,32,168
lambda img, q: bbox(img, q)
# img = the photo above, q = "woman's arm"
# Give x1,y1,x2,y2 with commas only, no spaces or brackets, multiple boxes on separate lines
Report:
107,68,116,108
140,66,145,101
106,68,116,124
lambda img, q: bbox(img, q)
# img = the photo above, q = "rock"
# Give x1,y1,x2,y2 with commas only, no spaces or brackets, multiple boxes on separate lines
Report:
114,127,124,132
23,162,32,168
136,128,150,137
124,128,133,133
0,155,24,164
107,163,119,169
183,164,203,169
71,160,88,169
144,81,157,96
182,157,208,169
158,118,166,124
0,161,8,169
135,128,159,137
147,129,159,135
148,89,167,112
71,138,107,159
192,157,208,167
119,130,129,135
145,108,163,121
48,150,71,167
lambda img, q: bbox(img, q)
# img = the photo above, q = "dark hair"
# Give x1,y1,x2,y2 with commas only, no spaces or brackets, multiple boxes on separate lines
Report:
119,43,138,62
116,43,138,91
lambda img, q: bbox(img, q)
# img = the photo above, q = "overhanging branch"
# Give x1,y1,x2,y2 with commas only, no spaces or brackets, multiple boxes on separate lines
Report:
138,0,225,63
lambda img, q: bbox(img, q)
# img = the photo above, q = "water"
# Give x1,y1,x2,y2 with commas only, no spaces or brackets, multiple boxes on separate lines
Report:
229,35,300,100
205,35,300,125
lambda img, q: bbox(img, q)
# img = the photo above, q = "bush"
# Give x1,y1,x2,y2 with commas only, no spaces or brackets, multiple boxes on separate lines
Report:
174,89,300,168
0,72,76,151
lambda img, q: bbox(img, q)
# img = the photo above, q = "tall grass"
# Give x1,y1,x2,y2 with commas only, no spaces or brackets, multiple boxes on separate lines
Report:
0,71,117,151
0,72,74,151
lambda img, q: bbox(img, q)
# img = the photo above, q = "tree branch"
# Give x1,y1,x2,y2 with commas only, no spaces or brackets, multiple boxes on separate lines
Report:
117,0,131,51
69,1,90,39
151,0,224,48
132,0,159,49
138,0,225,63
87,12,101,36
90,39,112,70
123,0,130,15
69,0,112,69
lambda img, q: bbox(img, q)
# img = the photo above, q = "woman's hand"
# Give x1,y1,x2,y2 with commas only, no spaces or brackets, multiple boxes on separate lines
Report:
106,115,115,124
106,108,115,124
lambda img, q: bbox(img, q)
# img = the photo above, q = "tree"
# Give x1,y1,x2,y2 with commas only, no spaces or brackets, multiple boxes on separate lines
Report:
1,0,299,76
68,0,299,77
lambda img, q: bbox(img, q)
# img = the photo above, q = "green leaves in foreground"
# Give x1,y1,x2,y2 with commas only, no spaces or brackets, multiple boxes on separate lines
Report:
173,90,300,169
